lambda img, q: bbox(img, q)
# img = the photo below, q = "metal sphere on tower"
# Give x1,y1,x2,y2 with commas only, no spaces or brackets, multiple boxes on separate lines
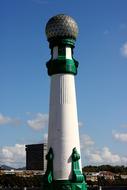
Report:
45,14,78,41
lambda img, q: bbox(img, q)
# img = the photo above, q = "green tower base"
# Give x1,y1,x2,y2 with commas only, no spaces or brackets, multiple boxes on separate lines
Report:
43,147,87,190
43,179,87,190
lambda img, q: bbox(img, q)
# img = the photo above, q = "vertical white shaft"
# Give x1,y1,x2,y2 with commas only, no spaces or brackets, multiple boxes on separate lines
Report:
48,74,82,180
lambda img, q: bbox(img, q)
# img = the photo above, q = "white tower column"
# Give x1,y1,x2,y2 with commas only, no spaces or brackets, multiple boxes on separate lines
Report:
43,14,87,190
48,74,81,179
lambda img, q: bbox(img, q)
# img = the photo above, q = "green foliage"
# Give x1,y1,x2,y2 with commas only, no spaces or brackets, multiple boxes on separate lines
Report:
83,165,127,174
0,174,43,188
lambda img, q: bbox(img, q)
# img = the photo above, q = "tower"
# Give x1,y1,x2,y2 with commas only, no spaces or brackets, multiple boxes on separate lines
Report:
44,14,87,190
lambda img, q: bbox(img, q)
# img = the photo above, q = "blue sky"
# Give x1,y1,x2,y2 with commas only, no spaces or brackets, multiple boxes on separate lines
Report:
0,0,127,168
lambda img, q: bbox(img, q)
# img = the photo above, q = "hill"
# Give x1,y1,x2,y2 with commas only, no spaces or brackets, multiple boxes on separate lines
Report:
0,165,15,170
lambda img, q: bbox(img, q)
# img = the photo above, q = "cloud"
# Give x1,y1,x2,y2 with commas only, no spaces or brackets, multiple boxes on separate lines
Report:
80,134,127,166
86,149,102,164
113,131,127,142
0,144,25,168
43,133,48,142
102,147,120,163
104,29,110,35
0,113,21,126
84,146,127,166
120,124,127,128
0,114,12,125
80,134,95,149
27,113,48,131
79,122,84,128
120,42,127,58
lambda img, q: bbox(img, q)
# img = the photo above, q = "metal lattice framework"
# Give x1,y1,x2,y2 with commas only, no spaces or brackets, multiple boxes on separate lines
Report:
45,14,78,41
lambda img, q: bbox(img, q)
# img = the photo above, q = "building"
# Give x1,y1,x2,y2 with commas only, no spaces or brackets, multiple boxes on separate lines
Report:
0,169,44,177
25,143,47,171
85,172,99,182
99,171,115,180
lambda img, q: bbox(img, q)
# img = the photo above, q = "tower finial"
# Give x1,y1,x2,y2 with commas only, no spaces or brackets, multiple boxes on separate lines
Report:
45,14,78,42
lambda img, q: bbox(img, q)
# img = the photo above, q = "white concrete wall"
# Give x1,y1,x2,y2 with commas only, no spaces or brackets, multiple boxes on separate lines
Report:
66,47,72,59
48,74,82,180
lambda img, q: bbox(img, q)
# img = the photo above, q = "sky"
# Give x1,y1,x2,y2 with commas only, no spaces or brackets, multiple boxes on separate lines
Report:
0,0,127,168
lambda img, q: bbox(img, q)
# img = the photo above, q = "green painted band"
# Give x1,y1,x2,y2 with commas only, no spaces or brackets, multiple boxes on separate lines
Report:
49,38,76,49
46,58,79,76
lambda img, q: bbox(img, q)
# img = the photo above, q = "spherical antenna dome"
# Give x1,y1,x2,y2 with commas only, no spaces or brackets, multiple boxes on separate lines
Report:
45,14,78,41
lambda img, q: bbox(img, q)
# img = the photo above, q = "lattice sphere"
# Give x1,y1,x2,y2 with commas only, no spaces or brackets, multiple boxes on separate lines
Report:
45,14,78,41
